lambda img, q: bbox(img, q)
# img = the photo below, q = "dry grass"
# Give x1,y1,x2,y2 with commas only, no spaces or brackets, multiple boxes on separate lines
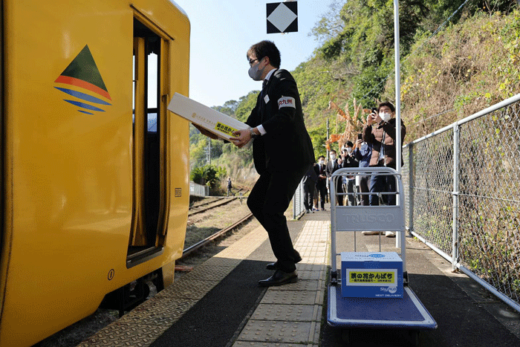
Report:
382,11,520,142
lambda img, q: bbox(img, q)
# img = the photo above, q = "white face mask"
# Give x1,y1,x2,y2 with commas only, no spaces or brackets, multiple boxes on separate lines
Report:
319,160,324,165
330,155,336,160
346,148,352,154
379,112,391,122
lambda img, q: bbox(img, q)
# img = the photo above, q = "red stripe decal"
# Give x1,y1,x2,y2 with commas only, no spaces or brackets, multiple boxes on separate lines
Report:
55,76,112,101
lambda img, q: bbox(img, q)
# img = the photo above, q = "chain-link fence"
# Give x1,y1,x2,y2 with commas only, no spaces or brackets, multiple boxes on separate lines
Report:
403,94,520,313
292,179,305,219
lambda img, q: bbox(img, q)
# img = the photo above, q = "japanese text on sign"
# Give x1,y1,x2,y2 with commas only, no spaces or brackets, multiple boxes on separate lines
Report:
348,271,395,284
215,122,237,136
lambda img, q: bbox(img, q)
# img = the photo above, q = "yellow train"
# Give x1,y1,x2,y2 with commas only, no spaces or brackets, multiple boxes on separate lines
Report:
0,0,191,345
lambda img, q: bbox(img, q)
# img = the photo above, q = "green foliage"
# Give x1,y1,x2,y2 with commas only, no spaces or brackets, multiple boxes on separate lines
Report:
190,92,257,183
189,164,226,189
190,0,519,179
235,91,259,122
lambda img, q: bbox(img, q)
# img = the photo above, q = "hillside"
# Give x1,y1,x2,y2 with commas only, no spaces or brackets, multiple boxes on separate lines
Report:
190,0,520,180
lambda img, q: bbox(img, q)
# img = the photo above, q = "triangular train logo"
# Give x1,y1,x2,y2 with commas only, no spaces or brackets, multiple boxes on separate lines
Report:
55,45,111,115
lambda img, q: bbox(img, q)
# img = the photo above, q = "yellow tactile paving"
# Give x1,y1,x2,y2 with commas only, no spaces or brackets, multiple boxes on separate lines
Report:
79,225,269,347
79,221,330,347
233,220,330,347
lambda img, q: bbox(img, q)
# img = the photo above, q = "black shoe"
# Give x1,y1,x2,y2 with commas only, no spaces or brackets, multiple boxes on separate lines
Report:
266,262,278,270
258,269,298,287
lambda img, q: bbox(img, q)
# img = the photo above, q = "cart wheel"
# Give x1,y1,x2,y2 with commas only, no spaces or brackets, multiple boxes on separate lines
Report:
408,330,419,347
341,329,350,344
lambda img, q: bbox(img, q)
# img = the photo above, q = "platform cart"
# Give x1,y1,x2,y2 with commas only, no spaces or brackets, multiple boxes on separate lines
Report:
327,167,437,346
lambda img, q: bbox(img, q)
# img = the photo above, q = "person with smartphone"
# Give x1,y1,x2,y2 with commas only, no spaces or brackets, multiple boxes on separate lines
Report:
363,102,406,237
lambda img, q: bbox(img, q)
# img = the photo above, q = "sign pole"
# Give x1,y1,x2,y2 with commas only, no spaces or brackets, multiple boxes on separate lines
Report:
394,0,405,253
394,0,401,174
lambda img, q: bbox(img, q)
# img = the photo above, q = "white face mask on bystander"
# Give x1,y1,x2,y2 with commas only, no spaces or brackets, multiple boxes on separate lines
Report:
379,112,391,122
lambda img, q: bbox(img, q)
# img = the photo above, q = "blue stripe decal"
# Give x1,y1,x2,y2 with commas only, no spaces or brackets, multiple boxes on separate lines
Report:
64,100,105,112
55,87,111,105
78,110,94,115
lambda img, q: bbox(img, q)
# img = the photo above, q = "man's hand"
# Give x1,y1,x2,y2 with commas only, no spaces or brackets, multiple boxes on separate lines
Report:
367,112,381,126
356,139,362,146
193,124,219,139
230,129,252,148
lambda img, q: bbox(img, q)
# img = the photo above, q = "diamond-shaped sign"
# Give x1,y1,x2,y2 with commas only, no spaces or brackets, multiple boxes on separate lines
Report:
266,2,298,34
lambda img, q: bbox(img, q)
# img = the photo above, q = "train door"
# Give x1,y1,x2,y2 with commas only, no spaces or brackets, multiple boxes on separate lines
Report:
127,17,169,267
0,0,4,262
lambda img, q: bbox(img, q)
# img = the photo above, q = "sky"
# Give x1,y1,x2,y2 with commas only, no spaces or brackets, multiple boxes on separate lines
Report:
172,0,343,107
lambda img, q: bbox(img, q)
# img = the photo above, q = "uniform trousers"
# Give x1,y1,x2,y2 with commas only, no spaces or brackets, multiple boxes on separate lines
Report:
247,166,307,273
358,175,370,205
345,179,356,206
302,179,315,211
316,183,327,209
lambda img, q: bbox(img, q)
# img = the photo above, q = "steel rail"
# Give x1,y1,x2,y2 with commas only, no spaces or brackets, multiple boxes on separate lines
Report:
188,197,239,217
181,213,254,259
190,197,225,210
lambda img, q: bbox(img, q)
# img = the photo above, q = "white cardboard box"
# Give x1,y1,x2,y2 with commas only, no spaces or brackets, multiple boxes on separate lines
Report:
167,93,249,141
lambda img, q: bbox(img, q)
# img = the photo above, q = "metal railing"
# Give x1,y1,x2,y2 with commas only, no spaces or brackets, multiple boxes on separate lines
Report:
189,181,209,197
292,179,306,219
402,94,520,313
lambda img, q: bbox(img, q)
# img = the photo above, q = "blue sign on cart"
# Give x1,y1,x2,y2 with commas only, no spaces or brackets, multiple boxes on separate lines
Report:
341,252,403,298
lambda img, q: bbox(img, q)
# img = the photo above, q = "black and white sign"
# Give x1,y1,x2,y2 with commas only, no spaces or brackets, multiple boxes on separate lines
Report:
266,2,298,34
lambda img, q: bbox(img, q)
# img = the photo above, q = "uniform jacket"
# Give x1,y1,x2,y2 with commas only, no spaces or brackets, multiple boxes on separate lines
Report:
340,154,358,168
363,118,406,169
325,159,341,179
314,163,327,188
246,69,315,174
302,164,318,184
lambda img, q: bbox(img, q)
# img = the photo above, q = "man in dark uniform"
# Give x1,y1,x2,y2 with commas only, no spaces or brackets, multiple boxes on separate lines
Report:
231,40,315,287
302,163,318,213
314,156,328,211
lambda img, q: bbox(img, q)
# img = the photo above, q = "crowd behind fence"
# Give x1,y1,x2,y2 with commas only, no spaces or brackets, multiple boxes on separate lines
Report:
402,94,520,313
290,94,520,312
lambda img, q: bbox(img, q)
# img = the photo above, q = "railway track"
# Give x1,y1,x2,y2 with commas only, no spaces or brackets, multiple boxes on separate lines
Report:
189,197,224,210
188,197,240,217
181,212,254,259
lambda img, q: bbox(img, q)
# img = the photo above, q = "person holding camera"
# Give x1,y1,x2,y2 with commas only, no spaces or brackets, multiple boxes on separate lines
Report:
363,102,406,237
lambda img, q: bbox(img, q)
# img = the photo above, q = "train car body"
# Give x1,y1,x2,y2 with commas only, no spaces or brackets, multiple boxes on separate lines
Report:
0,0,190,345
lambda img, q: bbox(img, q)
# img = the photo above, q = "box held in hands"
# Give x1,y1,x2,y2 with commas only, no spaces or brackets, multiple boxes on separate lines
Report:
341,252,403,298
167,93,249,141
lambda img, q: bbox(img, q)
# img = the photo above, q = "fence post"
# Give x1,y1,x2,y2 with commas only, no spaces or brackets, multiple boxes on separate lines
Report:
408,144,414,236
293,183,298,219
452,124,460,270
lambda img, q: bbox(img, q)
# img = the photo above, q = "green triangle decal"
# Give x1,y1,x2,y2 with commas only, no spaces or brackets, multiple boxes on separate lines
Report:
59,45,108,92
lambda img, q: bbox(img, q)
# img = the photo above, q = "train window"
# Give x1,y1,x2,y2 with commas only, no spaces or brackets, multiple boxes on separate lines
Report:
127,18,166,265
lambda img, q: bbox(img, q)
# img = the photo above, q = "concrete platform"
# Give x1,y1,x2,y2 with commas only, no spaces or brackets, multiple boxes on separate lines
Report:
78,206,520,347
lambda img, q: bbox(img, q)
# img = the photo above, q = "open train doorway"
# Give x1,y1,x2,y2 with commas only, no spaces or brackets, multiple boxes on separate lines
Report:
127,17,168,267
